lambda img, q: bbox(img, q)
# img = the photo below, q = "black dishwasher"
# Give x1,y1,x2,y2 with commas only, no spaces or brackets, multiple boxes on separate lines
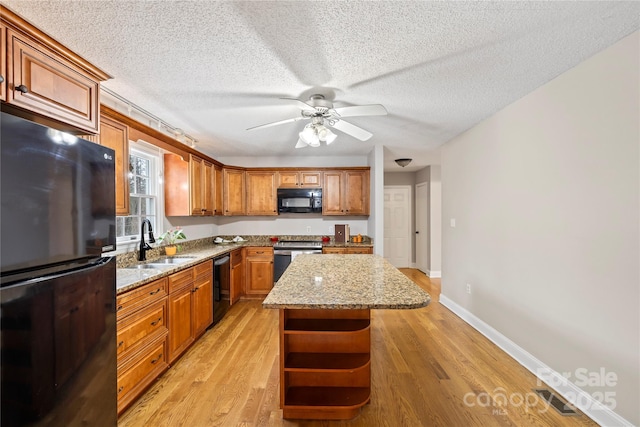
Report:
212,255,230,325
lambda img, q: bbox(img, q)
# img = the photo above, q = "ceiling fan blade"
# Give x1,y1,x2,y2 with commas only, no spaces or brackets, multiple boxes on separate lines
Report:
247,116,307,131
333,104,388,118
330,120,373,141
280,97,316,112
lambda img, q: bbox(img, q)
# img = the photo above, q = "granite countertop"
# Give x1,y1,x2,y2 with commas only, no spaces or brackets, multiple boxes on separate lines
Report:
262,254,431,310
116,243,251,293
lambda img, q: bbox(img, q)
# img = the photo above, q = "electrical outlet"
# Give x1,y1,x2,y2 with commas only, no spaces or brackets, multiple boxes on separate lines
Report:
306,226,311,233
466,283,471,294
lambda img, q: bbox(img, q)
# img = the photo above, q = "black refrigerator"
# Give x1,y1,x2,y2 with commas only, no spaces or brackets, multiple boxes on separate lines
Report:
0,112,118,426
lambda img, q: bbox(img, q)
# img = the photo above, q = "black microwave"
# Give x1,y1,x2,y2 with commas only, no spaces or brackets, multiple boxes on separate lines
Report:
277,188,322,213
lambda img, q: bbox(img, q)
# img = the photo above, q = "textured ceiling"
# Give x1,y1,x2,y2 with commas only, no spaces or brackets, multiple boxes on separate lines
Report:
2,1,639,171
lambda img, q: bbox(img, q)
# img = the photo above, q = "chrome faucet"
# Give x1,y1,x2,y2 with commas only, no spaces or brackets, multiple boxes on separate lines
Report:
138,219,156,261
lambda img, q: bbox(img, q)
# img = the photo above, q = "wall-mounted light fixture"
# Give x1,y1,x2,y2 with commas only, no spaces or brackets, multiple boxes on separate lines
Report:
395,158,412,167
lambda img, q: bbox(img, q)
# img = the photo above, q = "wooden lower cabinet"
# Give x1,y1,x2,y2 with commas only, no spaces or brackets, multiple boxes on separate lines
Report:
193,261,214,337
168,261,213,364
117,336,168,414
322,247,373,254
280,309,371,420
230,248,244,304
117,261,215,414
116,278,169,414
244,247,274,298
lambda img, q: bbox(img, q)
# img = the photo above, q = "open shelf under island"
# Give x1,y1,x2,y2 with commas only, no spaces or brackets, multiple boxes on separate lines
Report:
262,254,431,420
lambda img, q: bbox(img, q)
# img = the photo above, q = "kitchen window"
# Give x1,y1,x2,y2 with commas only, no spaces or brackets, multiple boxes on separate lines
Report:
116,142,161,243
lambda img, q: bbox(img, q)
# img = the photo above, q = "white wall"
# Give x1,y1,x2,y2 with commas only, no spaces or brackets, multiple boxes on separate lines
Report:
441,31,639,424
368,144,385,255
428,166,442,274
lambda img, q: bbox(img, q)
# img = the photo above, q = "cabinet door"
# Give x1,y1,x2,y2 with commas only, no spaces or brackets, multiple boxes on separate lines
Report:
322,171,344,215
344,170,369,215
230,250,244,304
277,171,299,188
193,271,213,337
213,165,223,215
245,251,274,296
99,116,130,216
164,153,190,216
7,29,100,133
168,286,194,363
190,155,203,215
223,168,246,215
300,171,322,188
246,171,277,215
0,24,6,102
202,160,214,216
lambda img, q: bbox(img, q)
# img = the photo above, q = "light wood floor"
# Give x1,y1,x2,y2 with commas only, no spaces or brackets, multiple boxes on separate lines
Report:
118,269,597,427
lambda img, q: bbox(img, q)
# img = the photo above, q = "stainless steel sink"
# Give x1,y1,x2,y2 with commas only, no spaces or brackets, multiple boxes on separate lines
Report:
151,257,197,265
128,264,169,270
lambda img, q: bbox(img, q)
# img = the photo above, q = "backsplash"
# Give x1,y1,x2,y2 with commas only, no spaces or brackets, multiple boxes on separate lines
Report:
116,234,372,268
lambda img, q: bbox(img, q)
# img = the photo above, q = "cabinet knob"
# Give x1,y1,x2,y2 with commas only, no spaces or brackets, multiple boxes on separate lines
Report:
15,84,29,94
118,386,124,394
0,75,4,84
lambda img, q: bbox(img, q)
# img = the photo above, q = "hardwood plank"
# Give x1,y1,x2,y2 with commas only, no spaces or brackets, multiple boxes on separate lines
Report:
118,269,598,427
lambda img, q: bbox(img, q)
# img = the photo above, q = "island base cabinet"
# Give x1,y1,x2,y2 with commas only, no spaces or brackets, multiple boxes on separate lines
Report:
280,309,371,420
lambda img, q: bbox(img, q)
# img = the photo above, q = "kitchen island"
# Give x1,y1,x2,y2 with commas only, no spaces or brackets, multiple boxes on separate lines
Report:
262,254,431,420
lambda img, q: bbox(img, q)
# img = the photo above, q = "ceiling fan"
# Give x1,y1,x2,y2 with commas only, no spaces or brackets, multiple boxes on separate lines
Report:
247,95,387,148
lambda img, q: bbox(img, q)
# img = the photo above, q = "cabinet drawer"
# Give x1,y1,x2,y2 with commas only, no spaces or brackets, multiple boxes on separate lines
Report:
194,260,212,277
168,267,194,293
117,300,167,361
116,278,167,320
117,336,168,412
346,247,373,254
245,247,273,257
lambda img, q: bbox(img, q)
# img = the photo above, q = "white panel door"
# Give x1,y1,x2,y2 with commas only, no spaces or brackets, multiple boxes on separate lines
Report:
416,182,429,273
383,186,410,267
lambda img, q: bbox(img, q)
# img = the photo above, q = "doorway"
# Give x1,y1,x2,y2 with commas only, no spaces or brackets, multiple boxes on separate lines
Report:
383,186,411,267
415,182,429,273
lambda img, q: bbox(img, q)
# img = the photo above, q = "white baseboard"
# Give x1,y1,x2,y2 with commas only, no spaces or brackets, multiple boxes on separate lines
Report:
427,270,441,278
439,294,632,427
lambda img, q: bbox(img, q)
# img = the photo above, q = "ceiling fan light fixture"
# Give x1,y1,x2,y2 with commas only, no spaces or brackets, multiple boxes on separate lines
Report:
295,138,308,149
324,129,337,144
395,158,412,167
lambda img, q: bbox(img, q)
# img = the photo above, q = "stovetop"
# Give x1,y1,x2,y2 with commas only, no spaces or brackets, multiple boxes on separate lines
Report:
274,240,323,249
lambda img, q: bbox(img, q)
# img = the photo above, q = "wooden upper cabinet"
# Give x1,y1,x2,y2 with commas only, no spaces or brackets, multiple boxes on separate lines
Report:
190,155,203,215
164,153,190,216
189,155,213,216
0,7,110,134
223,168,246,216
213,165,223,216
164,153,214,217
322,171,344,215
98,115,130,216
323,169,369,216
246,171,277,215
277,170,322,188
344,170,369,215
0,24,6,102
